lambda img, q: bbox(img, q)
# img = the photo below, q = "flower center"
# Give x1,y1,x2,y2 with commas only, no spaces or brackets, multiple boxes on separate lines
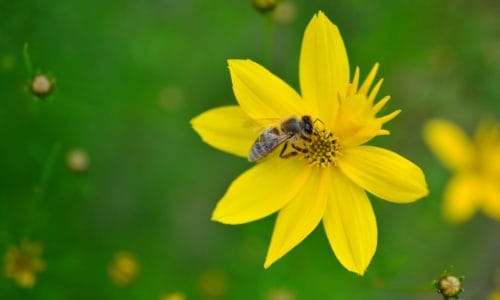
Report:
302,129,342,168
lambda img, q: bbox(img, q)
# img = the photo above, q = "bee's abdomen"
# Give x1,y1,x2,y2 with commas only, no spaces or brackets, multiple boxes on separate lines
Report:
249,142,269,162
248,128,281,162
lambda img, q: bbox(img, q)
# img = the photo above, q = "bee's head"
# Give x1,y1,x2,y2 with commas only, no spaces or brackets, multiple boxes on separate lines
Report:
302,116,313,135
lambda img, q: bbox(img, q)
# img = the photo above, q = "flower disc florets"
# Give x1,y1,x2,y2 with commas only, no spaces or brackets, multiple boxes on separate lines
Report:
302,127,341,168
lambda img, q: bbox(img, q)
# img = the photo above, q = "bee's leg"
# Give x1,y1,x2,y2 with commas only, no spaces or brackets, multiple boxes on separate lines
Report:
291,143,308,154
280,142,298,159
300,134,312,142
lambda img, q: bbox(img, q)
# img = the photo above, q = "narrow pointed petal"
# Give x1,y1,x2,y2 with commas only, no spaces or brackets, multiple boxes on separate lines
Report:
212,159,310,224
228,59,307,120
334,94,385,148
443,174,480,223
191,106,257,158
378,109,401,124
338,146,428,203
371,96,391,115
346,67,360,96
323,168,377,275
358,63,379,95
264,169,328,268
367,78,384,104
299,11,349,125
423,119,474,171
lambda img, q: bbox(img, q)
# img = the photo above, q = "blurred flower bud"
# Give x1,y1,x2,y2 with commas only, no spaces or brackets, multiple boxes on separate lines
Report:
267,288,296,300
30,74,53,98
435,275,463,299
66,148,90,173
159,85,184,112
252,0,277,13
273,1,296,25
108,252,139,287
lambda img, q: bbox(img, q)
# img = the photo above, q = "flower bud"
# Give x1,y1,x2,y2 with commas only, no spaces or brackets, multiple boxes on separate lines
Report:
252,0,277,13
436,275,463,299
66,148,90,173
30,74,53,98
273,1,297,25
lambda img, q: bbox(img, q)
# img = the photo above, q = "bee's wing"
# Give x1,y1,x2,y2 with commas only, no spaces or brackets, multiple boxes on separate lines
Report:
243,117,282,133
249,129,292,162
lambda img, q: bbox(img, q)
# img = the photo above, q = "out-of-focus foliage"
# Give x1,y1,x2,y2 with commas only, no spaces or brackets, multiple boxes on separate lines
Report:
0,0,499,299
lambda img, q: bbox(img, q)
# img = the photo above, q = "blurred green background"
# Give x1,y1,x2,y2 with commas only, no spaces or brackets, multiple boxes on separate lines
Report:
1,0,499,299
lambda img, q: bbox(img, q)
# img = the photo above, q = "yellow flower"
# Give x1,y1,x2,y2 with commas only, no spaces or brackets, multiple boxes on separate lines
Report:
3,239,45,288
191,11,428,275
490,289,500,300
424,118,500,223
160,292,186,300
108,251,139,287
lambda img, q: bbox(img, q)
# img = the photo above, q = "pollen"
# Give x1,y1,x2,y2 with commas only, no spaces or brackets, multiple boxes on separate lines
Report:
303,129,342,168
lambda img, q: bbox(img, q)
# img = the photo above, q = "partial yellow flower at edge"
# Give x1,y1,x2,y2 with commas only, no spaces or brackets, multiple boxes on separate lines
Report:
191,11,428,275
3,239,45,288
423,118,500,223
489,289,500,300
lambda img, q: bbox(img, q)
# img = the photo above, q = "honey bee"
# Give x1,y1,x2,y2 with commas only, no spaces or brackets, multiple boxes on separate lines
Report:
248,116,314,162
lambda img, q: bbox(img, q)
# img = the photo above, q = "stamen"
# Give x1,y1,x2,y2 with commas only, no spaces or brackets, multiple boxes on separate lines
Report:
300,127,342,168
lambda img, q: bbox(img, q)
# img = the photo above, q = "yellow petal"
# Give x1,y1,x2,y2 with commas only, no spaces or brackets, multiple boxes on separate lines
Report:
264,168,328,268
443,173,480,223
322,168,377,275
191,106,258,158
358,63,379,95
212,158,310,224
367,78,384,105
423,119,474,171
228,59,307,120
299,11,350,126
338,146,428,203
481,179,500,221
334,94,384,147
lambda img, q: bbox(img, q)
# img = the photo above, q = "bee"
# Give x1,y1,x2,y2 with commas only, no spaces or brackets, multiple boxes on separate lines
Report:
249,115,314,162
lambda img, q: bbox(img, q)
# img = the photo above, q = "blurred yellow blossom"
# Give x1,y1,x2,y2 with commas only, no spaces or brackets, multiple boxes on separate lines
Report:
490,289,500,300
108,251,139,287
191,11,428,275
160,292,186,300
3,239,45,288
424,119,500,223
198,269,226,299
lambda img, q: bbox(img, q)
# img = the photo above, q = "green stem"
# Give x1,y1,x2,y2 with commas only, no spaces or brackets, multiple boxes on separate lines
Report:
263,14,274,65
375,281,436,293
23,142,62,235
23,43,34,77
